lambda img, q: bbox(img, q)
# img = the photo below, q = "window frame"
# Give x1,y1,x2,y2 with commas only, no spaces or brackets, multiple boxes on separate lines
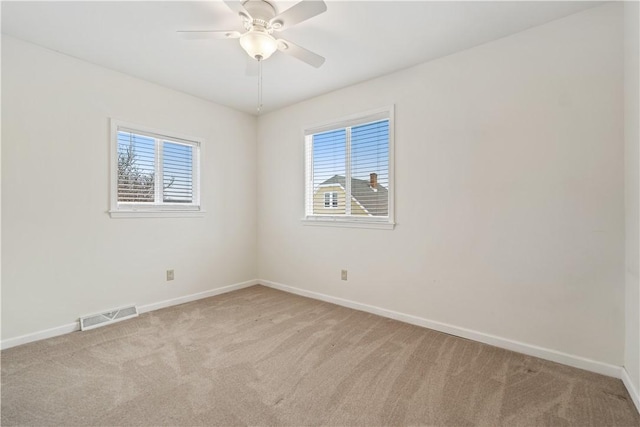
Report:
109,119,204,218
302,105,395,230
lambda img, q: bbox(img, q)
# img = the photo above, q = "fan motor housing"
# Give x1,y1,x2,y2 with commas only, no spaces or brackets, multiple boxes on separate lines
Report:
242,0,277,23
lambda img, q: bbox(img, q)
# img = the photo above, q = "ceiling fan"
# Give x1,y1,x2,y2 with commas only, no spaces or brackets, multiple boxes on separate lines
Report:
178,0,327,68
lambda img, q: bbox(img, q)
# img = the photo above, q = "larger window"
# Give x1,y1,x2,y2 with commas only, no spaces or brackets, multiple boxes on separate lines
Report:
304,106,394,229
109,120,202,218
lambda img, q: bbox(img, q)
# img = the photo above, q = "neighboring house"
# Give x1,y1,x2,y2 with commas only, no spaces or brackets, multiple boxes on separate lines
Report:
313,173,388,216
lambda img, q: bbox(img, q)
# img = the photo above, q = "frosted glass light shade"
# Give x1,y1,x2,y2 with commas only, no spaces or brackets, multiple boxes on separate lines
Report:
240,30,278,61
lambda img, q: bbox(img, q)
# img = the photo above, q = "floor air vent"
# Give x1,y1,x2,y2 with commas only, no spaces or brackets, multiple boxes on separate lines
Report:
80,305,138,331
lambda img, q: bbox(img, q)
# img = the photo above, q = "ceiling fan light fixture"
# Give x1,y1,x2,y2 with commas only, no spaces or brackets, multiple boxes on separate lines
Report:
240,30,278,61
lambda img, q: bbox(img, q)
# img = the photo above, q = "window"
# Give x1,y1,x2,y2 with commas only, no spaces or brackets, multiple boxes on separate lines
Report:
109,120,202,218
324,192,338,208
304,106,394,229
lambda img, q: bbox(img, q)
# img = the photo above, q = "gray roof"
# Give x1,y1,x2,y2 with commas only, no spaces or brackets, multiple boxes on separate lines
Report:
321,175,388,216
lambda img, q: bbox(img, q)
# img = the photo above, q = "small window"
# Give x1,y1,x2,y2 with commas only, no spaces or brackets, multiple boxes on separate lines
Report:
304,106,394,229
109,120,202,218
324,192,338,208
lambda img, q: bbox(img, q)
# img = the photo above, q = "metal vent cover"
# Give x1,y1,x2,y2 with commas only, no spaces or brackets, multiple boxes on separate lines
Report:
80,305,138,331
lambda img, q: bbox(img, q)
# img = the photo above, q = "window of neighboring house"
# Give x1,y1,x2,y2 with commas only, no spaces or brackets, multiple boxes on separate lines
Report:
304,106,394,229
109,120,203,218
324,192,338,208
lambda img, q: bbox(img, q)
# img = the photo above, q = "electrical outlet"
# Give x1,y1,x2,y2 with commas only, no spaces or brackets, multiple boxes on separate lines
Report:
341,269,348,281
166,269,174,281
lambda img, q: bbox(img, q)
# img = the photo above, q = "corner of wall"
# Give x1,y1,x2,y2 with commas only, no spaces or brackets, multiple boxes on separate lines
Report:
624,0,640,403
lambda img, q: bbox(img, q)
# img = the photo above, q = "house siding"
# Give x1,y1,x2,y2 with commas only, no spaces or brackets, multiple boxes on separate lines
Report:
312,185,369,216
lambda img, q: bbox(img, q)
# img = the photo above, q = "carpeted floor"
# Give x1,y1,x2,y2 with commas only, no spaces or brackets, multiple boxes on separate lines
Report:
1,285,638,426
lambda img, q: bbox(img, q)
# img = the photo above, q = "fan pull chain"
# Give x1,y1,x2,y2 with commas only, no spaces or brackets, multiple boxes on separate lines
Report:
257,59,263,114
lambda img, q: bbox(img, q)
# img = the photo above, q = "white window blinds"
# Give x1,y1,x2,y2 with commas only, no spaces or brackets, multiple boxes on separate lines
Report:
312,129,346,214
117,132,156,203
350,120,389,217
162,141,194,204
304,106,393,228
110,120,201,217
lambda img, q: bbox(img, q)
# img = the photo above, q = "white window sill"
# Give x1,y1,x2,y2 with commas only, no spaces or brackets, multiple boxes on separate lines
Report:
109,210,205,219
302,217,395,230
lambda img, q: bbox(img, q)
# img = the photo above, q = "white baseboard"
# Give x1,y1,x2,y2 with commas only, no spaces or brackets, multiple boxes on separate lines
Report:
138,279,258,314
621,367,640,413
0,322,80,351
1,279,259,350
259,280,623,379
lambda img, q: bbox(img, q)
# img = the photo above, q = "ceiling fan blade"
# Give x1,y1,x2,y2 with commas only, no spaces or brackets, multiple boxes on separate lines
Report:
277,39,325,68
224,0,252,20
270,0,327,31
246,58,259,76
177,30,241,40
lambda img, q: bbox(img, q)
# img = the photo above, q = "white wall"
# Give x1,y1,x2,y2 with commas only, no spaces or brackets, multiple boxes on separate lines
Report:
257,4,625,365
2,2,633,381
624,0,640,399
1,36,257,341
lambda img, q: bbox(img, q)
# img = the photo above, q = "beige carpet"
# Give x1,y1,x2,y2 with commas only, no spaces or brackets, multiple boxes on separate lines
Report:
1,285,638,426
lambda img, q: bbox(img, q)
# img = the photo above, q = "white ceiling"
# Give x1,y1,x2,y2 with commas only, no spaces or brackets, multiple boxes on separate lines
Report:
2,1,601,115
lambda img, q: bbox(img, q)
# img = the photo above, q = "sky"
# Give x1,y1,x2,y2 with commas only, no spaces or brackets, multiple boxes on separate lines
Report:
311,119,389,191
